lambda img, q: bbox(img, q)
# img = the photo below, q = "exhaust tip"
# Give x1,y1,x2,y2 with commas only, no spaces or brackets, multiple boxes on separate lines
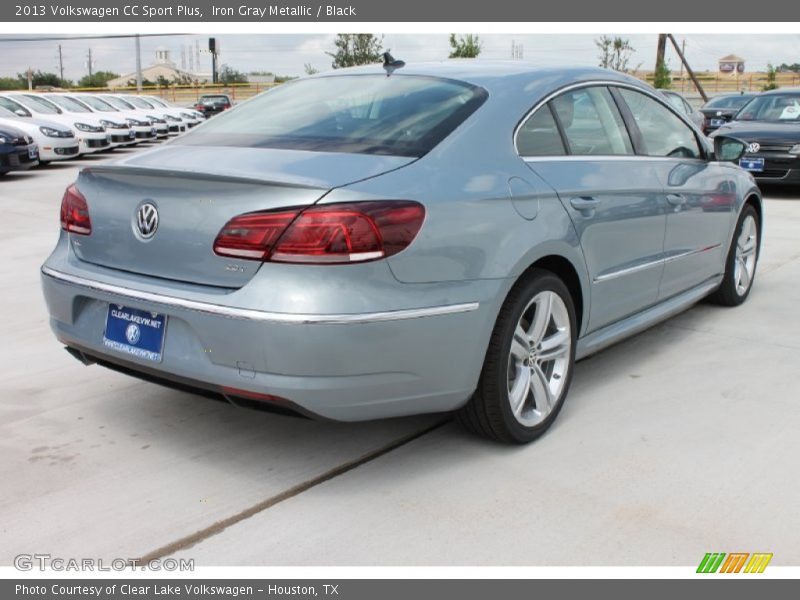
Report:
64,346,95,366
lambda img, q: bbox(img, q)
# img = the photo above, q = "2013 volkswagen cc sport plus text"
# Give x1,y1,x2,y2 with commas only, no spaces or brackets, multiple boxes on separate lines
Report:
41,62,762,443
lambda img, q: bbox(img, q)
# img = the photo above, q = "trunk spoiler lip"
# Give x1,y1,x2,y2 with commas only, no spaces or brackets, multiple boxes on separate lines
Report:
80,164,329,191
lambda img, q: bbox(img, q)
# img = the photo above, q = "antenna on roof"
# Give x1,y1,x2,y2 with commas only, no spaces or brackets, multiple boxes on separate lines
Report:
383,51,405,76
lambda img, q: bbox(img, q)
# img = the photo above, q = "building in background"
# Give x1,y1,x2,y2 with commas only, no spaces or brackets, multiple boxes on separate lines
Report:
106,47,210,88
719,54,745,74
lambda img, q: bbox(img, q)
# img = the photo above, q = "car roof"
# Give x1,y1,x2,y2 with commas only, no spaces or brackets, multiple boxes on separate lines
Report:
760,87,800,96
311,61,651,97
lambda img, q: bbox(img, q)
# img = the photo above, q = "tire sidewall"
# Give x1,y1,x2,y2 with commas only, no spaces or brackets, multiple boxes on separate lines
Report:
489,271,578,443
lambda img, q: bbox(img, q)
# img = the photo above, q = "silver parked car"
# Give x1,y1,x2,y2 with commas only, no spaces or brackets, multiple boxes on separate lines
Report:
41,62,762,443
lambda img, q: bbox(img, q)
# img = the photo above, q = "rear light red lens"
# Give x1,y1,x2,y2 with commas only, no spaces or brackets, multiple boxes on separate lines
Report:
213,210,300,260
213,201,425,264
60,184,92,235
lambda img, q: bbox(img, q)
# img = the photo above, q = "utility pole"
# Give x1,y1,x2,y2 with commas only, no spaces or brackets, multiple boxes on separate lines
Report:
86,48,93,77
58,45,64,82
655,33,667,82
135,34,143,92
678,39,685,92
667,33,708,102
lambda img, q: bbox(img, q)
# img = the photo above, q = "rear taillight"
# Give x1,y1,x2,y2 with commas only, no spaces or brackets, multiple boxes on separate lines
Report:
213,201,425,264
60,184,92,235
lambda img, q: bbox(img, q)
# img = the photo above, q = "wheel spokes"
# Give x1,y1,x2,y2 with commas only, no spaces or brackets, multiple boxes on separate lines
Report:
530,364,554,415
527,292,552,345
509,367,531,417
538,329,570,362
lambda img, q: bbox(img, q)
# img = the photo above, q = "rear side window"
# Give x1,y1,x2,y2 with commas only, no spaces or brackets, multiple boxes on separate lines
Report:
181,75,488,157
550,87,633,156
618,88,702,159
516,105,566,156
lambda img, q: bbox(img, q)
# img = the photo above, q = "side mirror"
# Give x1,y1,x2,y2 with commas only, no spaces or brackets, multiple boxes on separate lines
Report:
14,109,28,117
714,135,747,162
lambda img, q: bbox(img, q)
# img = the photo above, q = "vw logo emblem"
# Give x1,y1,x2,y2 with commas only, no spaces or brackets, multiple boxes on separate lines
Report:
747,142,760,154
125,323,141,345
136,202,159,239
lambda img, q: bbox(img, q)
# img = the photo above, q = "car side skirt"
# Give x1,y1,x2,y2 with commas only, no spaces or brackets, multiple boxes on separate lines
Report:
576,276,722,360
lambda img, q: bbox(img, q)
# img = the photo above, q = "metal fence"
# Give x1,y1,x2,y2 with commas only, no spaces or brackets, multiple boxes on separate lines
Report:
48,71,800,108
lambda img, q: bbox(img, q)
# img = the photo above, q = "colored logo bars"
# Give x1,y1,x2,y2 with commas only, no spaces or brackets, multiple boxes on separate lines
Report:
697,552,773,573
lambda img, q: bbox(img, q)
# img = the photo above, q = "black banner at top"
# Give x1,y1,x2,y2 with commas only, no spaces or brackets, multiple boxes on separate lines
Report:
2,0,799,22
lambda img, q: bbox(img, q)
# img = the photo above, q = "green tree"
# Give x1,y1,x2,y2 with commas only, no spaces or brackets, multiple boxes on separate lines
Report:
777,63,800,73
17,70,71,89
448,34,482,58
77,71,119,88
326,34,383,69
0,77,24,90
596,36,636,73
763,64,779,91
304,63,319,75
218,66,248,85
653,60,672,89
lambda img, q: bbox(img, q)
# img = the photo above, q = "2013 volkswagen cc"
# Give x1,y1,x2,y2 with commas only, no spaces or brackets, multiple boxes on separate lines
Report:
41,62,762,443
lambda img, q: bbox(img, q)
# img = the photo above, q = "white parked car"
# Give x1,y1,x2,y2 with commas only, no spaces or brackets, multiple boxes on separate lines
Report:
0,93,111,154
68,94,158,143
0,106,79,163
143,95,204,128
99,95,171,138
44,93,137,148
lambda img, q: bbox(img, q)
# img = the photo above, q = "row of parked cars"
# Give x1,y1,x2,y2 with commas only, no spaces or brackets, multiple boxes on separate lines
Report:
660,88,800,185
0,92,206,175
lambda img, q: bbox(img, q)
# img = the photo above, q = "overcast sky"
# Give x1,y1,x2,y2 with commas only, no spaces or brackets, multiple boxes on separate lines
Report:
1,33,798,80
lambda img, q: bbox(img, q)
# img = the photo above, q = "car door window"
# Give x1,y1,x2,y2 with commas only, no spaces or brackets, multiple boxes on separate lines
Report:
618,88,702,159
516,105,566,156
550,87,634,156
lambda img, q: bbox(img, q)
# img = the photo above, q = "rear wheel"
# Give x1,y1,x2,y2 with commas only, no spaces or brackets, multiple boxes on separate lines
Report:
709,205,759,306
457,270,577,444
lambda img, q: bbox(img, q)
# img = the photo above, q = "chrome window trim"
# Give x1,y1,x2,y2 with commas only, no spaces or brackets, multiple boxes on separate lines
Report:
593,243,722,283
41,266,479,325
514,79,704,159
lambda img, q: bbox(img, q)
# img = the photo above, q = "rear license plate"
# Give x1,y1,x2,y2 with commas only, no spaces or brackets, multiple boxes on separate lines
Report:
710,118,725,127
739,157,765,172
28,145,38,159
103,304,167,362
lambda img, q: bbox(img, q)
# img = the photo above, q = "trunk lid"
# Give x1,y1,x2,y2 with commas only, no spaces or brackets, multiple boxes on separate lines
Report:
72,145,415,288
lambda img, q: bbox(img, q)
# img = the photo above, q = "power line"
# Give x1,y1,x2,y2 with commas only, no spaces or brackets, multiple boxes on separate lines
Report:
0,33,188,43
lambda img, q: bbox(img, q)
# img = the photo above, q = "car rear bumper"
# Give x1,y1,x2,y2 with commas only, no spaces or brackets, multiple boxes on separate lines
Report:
40,242,505,421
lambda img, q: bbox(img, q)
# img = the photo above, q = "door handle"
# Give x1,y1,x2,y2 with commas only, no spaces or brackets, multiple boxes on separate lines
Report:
570,197,602,212
666,193,687,206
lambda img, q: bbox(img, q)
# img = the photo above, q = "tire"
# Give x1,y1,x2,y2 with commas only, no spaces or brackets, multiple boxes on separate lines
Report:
709,204,759,306
457,269,577,444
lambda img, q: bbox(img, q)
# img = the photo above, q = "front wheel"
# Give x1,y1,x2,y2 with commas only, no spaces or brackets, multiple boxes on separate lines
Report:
709,205,759,306
457,270,577,444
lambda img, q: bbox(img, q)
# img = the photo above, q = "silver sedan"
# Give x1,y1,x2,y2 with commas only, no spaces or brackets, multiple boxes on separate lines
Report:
42,62,761,443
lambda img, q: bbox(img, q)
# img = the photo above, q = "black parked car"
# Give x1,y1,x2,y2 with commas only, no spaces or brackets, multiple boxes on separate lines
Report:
193,94,232,117
0,124,38,175
700,93,757,134
710,89,800,185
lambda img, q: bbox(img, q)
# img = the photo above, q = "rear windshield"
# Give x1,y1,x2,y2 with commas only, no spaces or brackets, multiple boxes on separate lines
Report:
705,95,753,109
180,75,488,157
200,95,230,103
